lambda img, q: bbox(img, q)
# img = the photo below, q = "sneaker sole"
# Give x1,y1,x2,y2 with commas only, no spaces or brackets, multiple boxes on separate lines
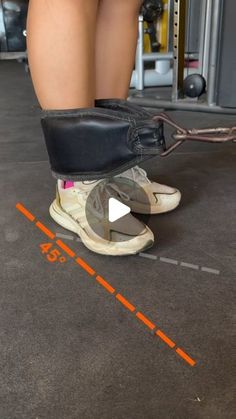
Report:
49,200,154,256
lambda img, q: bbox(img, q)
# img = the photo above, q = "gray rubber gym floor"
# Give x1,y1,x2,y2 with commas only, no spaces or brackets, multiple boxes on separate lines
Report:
0,61,235,419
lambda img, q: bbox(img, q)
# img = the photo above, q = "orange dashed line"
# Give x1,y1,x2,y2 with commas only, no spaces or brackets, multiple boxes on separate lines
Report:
96,275,115,294
16,203,35,222
56,239,75,258
76,257,95,276
136,312,156,330
35,221,55,240
176,348,196,367
15,203,198,368
156,330,176,348
116,294,136,312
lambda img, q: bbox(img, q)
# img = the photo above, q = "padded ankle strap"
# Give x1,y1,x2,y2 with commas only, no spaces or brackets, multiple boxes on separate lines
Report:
41,100,165,181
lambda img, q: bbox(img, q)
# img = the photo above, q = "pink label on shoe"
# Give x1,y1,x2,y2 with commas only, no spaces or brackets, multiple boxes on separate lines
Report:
64,181,74,189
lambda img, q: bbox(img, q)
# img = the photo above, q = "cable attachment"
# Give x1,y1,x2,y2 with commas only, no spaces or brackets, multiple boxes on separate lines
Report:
152,113,236,156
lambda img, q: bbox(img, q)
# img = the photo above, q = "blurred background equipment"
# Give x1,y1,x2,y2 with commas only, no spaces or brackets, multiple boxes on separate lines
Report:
141,0,163,22
0,0,28,59
132,0,236,113
142,0,163,54
183,73,206,98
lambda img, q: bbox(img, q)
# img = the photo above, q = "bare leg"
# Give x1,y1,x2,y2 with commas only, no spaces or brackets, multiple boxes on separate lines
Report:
95,0,143,100
27,0,99,110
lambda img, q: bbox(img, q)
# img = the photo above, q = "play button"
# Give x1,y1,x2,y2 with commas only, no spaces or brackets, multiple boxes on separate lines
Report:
108,197,130,222
85,177,151,243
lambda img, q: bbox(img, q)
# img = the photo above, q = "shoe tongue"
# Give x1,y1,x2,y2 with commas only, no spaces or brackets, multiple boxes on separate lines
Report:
119,167,148,186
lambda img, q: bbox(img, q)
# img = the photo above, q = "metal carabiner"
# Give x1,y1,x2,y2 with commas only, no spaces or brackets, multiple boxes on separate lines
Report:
152,113,236,157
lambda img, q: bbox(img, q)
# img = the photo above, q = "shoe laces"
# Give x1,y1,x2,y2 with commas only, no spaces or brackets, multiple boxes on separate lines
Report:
127,166,151,185
77,181,130,219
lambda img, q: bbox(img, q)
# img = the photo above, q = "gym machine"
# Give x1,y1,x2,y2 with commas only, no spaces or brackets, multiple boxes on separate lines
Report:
132,0,201,91
130,0,236,114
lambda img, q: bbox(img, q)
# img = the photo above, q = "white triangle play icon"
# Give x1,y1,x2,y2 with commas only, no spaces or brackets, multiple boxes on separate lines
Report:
108,197,130,223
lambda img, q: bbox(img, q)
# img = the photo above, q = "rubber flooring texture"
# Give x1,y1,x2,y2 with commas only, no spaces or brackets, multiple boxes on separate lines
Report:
0,61,235,419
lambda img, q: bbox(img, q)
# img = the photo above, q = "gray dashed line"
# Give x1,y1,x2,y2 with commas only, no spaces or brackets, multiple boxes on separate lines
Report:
139,253,157,260
181,262,199,270
56,233,74,241
55,231,221,275
56,232,82,243
201,267,220,275
160,257,178,265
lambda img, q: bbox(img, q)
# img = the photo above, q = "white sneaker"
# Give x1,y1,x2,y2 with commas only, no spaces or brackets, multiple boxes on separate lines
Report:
115,166,181,214
49,180,154,256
